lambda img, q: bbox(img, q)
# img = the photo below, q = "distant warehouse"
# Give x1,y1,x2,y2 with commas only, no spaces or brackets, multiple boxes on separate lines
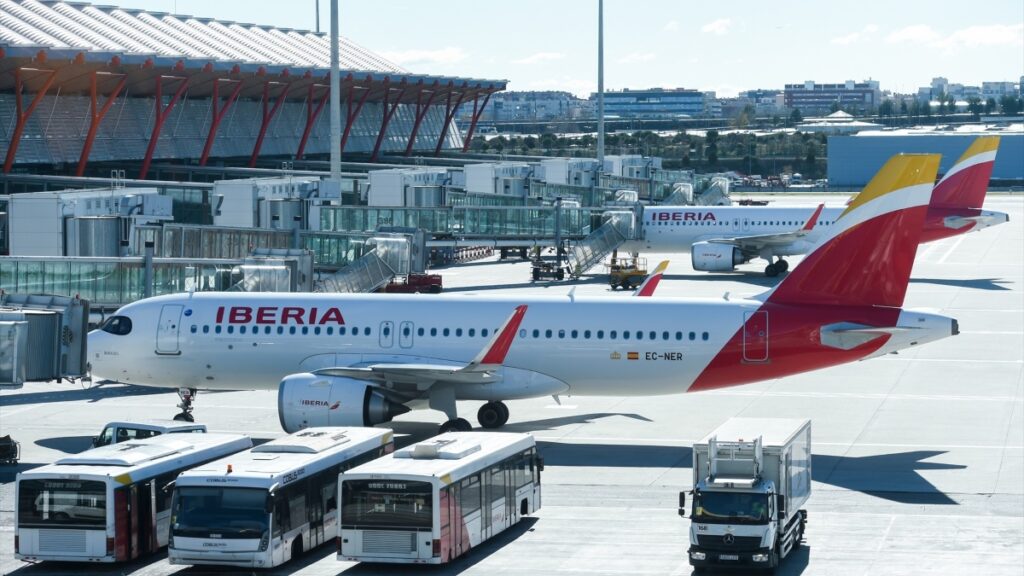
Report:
827,127,1024,187
0,0,506,177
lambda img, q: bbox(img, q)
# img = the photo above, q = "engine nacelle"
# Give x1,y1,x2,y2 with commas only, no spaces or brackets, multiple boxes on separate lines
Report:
277,373,410,433
691,241,745,272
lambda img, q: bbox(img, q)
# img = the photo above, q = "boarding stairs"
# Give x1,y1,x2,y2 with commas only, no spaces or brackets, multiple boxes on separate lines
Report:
316,234,415,294
660,182,695,205
568,210,636,279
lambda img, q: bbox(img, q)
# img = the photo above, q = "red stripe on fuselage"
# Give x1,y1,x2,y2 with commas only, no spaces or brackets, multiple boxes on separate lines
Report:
689,301,900,392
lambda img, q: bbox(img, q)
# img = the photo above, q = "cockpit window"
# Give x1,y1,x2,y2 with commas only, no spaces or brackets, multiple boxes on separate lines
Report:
100,316,132,336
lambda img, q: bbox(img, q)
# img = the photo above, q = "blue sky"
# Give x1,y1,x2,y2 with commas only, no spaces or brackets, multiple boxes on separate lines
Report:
103,1,1023,97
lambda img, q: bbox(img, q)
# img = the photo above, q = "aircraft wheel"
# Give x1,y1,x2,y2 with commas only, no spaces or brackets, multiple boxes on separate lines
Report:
764,263,780,277
478,402,508,429
440,418,473,434
173,412,194,422
778,259,790,272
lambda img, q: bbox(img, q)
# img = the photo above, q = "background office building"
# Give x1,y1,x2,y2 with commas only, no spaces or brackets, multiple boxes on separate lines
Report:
593,88,709,118
784,80,881,114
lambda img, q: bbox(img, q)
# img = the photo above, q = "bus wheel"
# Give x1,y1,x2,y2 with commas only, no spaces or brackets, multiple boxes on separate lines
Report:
291,536,303,561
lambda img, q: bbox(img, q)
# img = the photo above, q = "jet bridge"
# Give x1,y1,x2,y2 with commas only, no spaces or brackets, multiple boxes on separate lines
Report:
315,232,423,294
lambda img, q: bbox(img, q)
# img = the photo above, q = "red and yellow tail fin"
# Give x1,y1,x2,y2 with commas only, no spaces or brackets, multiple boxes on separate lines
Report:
767,154,940,308
931,136,999,209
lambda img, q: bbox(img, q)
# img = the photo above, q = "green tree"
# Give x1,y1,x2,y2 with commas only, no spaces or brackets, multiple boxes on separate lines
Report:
899,100,908,116
937,92,947,115
966,97,983,120
788,108,803,125
1000,95,1022,116
945,94,957,115
705,130,719,165
879,99,895,117
984,97,997,114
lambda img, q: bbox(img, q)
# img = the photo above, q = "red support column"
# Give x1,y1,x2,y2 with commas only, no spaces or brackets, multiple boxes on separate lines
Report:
370,79,407,162
339,79,372,155
139,75,189,180
199,78,243,166
404,83,438,156
434,87,466,156
76,71,126,176
4,67,59,174
295,83,328,159
248,80,293,167
461,89,494,152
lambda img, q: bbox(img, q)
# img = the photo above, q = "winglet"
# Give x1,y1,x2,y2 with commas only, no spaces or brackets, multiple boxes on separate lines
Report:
634,260,669,297
801,203,825,231
931,135,999,209
464,305,528,371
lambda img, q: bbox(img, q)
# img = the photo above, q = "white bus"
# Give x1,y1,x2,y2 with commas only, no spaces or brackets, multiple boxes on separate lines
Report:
15,433,251,563
168,427,394,569
339,432,542,564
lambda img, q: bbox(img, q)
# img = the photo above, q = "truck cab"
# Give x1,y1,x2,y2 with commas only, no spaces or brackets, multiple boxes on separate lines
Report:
680,418,811,572
92,420,207,447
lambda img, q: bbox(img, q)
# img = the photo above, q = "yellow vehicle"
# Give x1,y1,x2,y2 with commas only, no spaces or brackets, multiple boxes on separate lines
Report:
606,256,648,290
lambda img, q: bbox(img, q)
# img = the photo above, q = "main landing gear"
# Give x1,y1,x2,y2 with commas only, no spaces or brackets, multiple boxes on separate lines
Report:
477,401,510,429
764,258,790,277
173,388,197,422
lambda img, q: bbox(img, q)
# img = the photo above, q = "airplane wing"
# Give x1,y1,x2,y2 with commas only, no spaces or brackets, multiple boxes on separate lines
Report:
633,260,669,297
704,203,825,252
315,305,528,390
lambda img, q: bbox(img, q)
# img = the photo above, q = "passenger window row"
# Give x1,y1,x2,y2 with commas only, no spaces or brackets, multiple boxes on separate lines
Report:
189,324,711,342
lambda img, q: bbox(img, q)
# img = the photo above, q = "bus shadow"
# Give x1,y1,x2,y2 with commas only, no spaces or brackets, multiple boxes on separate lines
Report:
0,462,44,484
35,435,94,454
337,517,540,575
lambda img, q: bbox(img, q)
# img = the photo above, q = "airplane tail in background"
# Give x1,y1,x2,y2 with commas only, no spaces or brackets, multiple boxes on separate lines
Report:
766,154,940,308
931,136,999,209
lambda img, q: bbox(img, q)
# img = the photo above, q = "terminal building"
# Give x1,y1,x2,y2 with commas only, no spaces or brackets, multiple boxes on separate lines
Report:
595,87,709,118
0,0,506,176
827,126,1024,187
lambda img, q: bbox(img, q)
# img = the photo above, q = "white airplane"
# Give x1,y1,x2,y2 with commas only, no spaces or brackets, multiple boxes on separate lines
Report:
88,154,958,434
622,135,1008,276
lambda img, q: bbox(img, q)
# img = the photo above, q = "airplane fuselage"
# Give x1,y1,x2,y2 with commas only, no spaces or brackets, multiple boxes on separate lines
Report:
89,292,953,399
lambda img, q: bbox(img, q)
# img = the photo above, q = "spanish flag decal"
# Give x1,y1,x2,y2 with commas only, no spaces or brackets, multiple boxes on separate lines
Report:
627,352,639,360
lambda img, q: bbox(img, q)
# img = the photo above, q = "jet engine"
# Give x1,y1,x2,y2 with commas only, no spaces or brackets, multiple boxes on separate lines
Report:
277,373,410,433
691,241,745,272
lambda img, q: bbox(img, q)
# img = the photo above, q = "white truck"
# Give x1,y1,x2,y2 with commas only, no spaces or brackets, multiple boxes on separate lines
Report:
679,418,811,572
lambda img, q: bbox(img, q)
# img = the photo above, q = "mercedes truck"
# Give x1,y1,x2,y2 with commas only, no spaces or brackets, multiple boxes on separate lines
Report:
679,418,811,572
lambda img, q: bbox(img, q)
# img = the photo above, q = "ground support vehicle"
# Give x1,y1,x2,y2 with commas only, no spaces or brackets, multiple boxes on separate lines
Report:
681,418,811,572
0,435,19,464
606,256,648,290
92,420,207,447
15,433,251,563
381,274,443,294
339,432,542,564
168,427,393,569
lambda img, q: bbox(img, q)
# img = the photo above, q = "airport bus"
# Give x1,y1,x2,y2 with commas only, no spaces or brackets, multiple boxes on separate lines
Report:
339,432,542,564
168,427,394,569
15,433,251,563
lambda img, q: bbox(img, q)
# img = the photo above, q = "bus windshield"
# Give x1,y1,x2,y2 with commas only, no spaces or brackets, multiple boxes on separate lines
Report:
18,479,106,528
172,487,268,538
693,491,769,524
341,480,432,530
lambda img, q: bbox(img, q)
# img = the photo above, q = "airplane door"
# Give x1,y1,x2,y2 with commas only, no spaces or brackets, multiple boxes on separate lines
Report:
732,218,740,232
155,305,183,355
742,310,769,362
742,217,751,232
399,321,414,349
379,321,394,348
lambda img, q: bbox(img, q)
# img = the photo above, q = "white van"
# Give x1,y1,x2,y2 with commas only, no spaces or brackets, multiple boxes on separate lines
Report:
92,420,207,447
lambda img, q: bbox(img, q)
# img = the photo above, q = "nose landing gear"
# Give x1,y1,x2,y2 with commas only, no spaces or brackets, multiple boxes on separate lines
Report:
174,388,197,422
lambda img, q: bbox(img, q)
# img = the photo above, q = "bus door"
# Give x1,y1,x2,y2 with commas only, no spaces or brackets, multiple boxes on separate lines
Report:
742,310,769,362
505,464,517,528
379,321,394,349
480,474,492,541
399,321,414,349
308,481,324,547
156,304,183,355
136,480,155,554
128,484,140,559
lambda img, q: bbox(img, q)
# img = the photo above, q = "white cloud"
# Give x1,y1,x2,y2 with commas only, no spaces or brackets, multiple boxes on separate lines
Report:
379,47,467,66
616,52,657,64
832,24,880,45
885,23,1022,52
886,24,941,45
701,18,732,35
936,23,1024,49
663,20,679,32
512,52,566,65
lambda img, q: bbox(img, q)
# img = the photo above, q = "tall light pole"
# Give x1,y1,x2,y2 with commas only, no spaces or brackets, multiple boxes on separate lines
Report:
315,0,320,33
596,0,605,167
329,0,342,182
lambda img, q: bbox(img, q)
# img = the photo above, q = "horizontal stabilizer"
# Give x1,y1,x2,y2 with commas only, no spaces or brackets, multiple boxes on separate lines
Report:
820,322,916,350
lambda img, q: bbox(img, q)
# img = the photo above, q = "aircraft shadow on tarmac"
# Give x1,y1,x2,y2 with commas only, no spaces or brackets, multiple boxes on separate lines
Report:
0,383,172,407
387,413,653,446
909,277,1013,291
534,443,965,505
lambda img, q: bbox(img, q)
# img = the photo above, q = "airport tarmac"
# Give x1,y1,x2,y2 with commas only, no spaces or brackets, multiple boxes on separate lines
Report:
1,194,1021,575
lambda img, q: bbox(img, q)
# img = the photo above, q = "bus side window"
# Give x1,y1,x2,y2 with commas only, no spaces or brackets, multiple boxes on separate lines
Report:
323,479,337,513
155,472,176,513
288,490,306,531
274,495,290,537
460,476,481,515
